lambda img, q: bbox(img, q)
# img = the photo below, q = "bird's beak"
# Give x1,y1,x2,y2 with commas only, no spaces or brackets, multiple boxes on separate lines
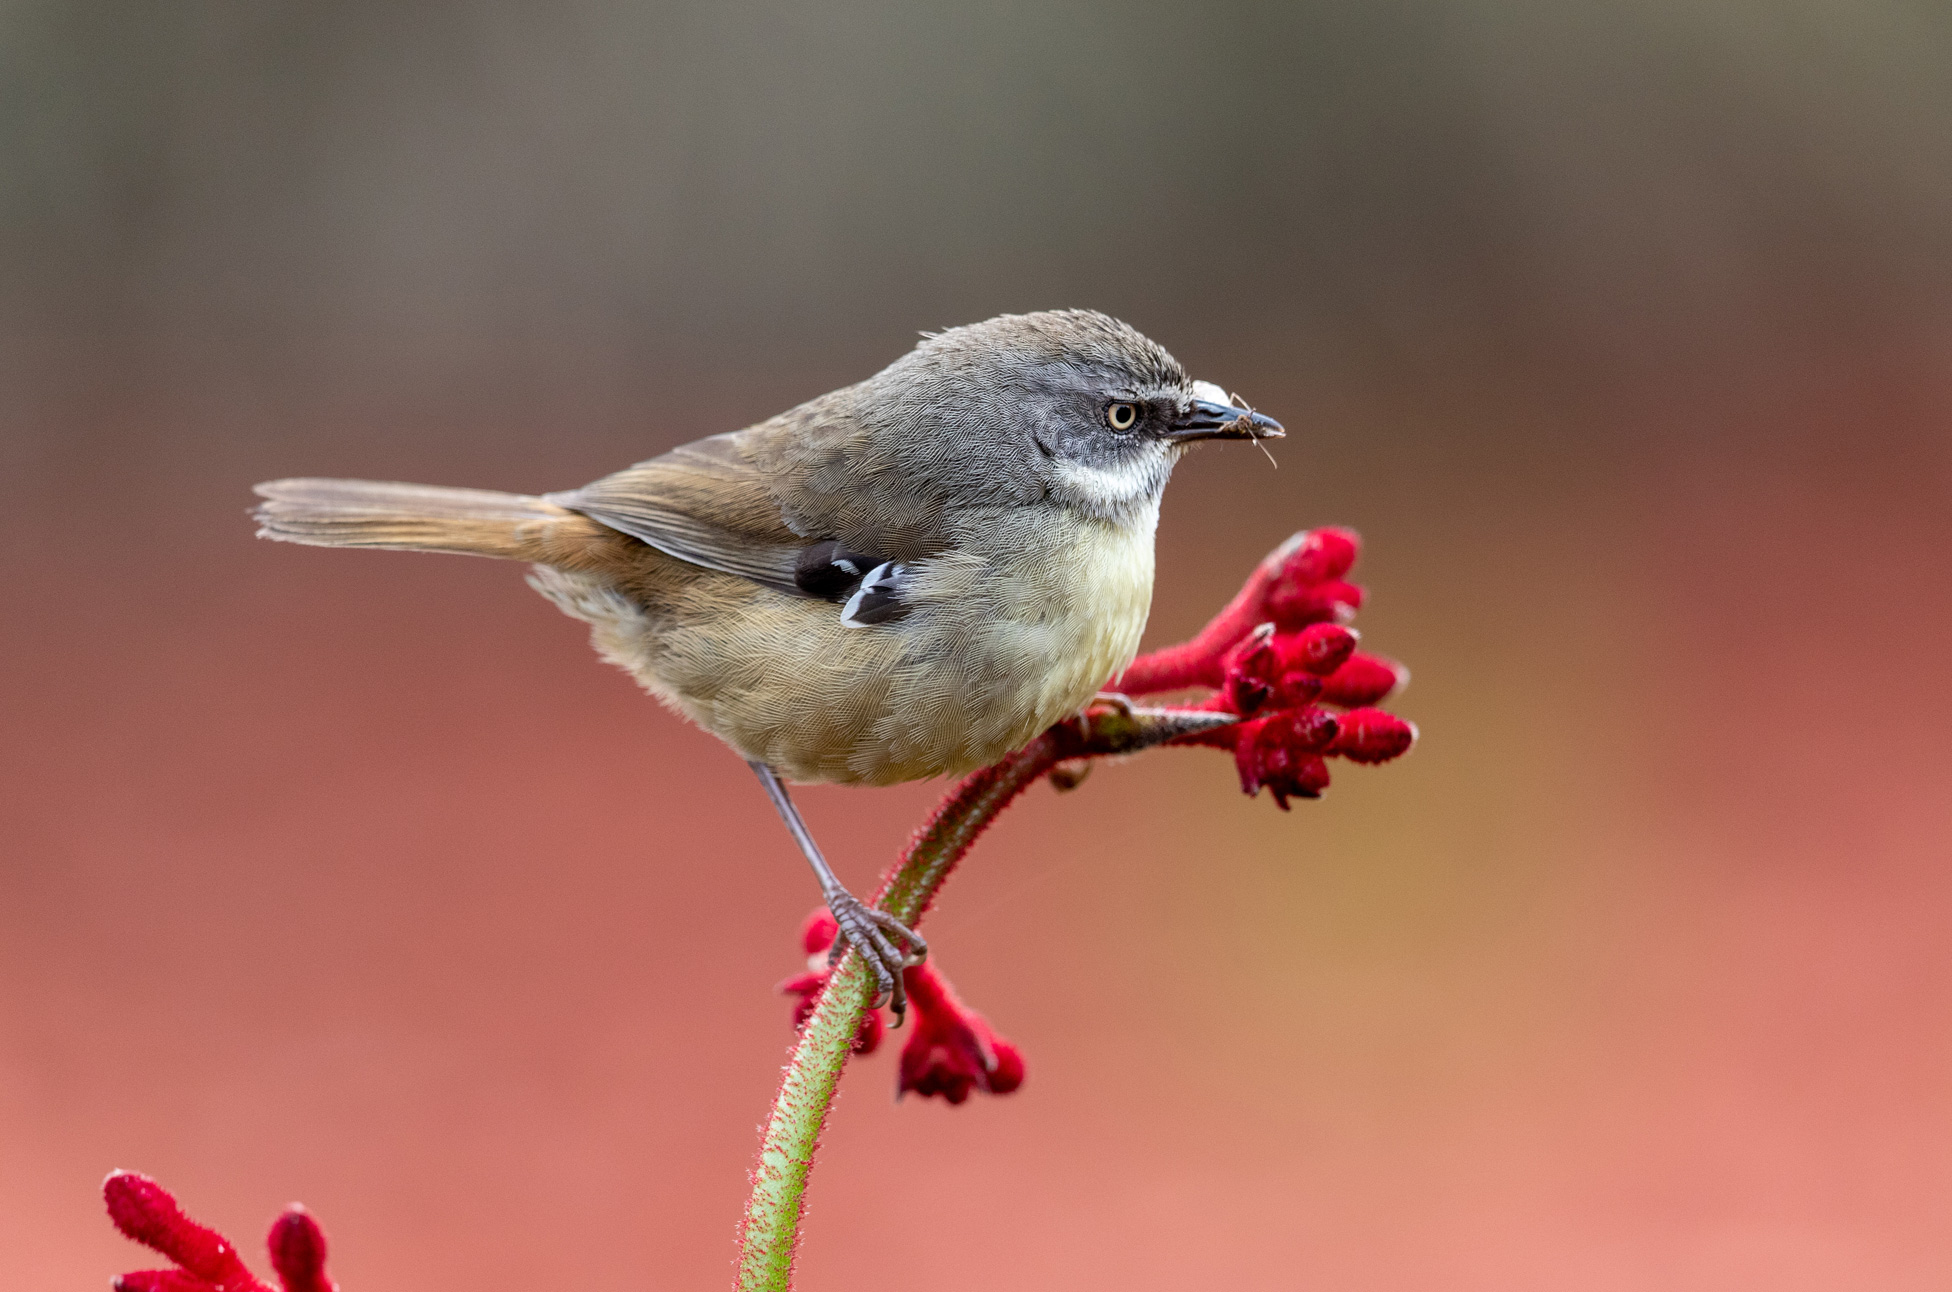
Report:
1164,382,1286,443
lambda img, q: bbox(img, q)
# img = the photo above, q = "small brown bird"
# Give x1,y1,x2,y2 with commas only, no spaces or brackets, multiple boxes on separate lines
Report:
253,310,1281,1016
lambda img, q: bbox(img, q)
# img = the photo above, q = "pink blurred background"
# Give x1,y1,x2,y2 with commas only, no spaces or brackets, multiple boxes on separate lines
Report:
4,3,1950,1288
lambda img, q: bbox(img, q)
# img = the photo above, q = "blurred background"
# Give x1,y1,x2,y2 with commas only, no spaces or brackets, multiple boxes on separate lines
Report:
4,1,1950,1288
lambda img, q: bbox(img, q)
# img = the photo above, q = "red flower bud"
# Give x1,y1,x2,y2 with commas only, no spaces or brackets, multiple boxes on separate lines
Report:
1320,653,1407,707
1221,625,1280,714
1283,622,1359,676
1277,526,1359,586
1270,670,1323,709
897,962,1023,1105
1329,708,1418,764
1267,577,1364,628
801,908,839,957
779,971,826,1032
1235,709,1339,807
267,1209,334,1292
985,1038,1026,1094
103,1173,279,1292
1272,706,1340,754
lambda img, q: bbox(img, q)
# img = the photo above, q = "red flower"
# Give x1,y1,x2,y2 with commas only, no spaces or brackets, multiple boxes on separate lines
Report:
1263,527,1362,628
1319,652,1407,708
267,1209,333,1292
896,961,1024,1105
1329,707,1419,764
1222,621,1359,715
777,910,1024,1102
104,1172,334,1292
778,909,884,1055
1234,707,1340,807
1273,525,1360,588
1122,526,1416,801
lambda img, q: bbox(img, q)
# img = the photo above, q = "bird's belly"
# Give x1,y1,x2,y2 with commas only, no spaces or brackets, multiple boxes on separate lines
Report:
533,516,1155,785
838,523,1154,784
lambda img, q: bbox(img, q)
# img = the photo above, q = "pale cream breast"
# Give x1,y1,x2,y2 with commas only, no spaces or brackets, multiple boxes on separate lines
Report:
527,503,1159,786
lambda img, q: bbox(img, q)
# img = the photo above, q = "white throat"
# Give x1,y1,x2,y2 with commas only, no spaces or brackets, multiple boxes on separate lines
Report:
1049,451,1172,523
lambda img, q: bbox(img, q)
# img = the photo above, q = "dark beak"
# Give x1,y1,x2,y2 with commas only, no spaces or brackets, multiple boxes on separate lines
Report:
1165,398,1285,443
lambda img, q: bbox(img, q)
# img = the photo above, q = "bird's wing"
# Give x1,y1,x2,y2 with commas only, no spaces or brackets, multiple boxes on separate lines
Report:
547,432,809,594
733,404,956,565
553,407,956,606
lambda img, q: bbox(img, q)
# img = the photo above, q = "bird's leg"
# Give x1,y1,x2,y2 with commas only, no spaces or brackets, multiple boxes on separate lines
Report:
747,761,927,1022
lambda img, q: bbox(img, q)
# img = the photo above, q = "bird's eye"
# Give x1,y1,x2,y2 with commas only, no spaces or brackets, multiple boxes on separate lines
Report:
1106,402,1139,431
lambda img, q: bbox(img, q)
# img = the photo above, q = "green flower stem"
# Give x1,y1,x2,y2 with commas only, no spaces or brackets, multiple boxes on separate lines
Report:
736,951,878,1292
735,704,1236,1292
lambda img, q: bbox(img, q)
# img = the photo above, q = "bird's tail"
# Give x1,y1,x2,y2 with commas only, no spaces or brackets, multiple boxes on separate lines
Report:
252,478,595,562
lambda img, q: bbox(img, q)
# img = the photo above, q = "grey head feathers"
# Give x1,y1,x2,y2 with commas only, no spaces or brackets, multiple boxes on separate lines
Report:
847,309,1206,524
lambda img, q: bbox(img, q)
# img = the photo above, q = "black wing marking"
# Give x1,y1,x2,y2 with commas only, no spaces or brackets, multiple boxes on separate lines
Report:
840,561,908,628
551,431,920,620
793,539,884,599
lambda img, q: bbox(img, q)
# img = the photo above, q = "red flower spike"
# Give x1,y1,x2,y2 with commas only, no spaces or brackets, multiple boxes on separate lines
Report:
1320,653,1407,708
1329,708,1418,764
102,1173,332,1292
896,961,1024,1105
104,1171,271,1292
1267,577,1364,628
267,1209,335,1292
800,909,839,957
1220,622,1361,717
1286,622,1360,676
984,1037,1026,1094
1112,527,1367,696
1275,525,1360,587
1235,710,1339,807
1270,706,1341,754
1271,670,1324,709
1221,624,1280,715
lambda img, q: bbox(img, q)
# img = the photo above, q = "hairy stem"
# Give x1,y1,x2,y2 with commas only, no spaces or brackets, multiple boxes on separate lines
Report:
735,953,876,1292
735,704,1234,1291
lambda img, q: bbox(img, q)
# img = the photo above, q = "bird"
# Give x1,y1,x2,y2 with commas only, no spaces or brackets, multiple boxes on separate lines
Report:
252,309,1283,1018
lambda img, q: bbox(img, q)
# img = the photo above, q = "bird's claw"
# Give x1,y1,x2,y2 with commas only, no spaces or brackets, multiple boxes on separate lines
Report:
1090,691,1136,717
824,892,927,1024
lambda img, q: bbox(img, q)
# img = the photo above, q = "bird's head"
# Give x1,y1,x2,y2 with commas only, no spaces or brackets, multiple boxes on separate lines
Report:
866,310,1283,521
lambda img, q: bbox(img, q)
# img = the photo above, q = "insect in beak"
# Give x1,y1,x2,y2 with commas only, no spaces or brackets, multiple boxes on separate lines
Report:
1164,381,1286,443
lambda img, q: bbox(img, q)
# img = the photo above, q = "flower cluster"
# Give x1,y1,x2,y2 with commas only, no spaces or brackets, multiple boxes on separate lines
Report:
781,526,1415,1101
1114,526,1417,805
103,1171,335,1292
781,909,1023,1104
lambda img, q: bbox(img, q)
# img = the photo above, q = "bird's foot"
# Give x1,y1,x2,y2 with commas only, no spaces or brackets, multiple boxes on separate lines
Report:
825,890,928,1023
1090,691,1136,717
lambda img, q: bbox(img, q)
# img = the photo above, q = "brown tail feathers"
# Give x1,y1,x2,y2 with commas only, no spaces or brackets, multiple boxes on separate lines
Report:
252,478,610,564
